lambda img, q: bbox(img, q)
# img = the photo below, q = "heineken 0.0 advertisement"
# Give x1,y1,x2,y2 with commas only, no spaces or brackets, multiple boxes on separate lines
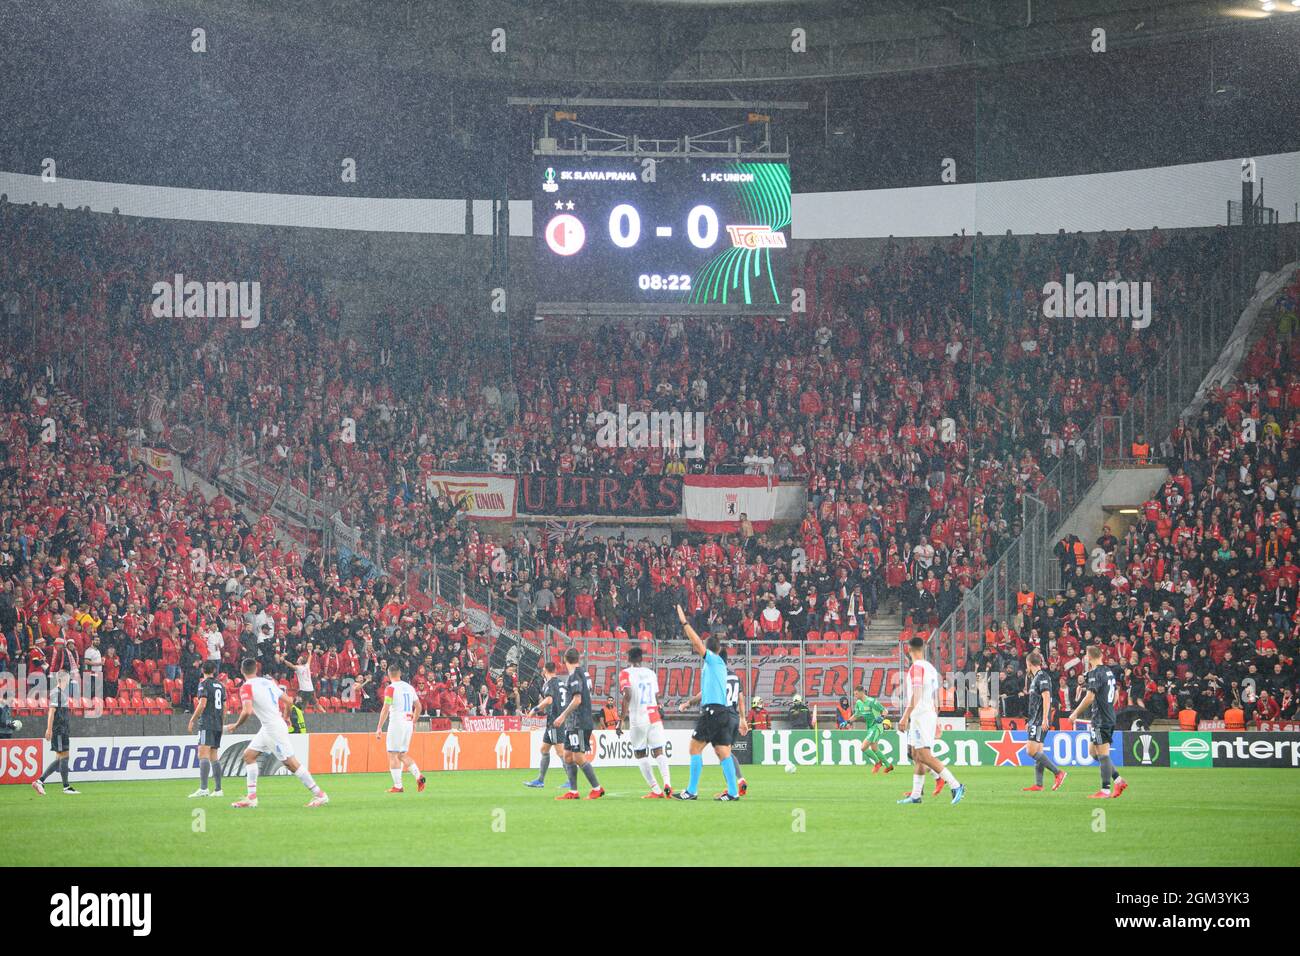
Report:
753,729,1125,768
752,730,1300,769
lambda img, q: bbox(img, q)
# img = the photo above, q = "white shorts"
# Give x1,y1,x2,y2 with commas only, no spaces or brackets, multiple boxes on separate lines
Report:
628,720,666,752
907,711,938,751
248,723,295,761
386,720,414,754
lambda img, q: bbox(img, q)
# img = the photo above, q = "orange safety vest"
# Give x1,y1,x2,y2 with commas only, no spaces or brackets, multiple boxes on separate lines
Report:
1016,590,1035,613
1072,540,1086,566
1131,441,1150,462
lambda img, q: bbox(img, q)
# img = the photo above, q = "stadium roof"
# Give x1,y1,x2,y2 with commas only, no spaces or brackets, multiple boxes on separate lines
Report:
78,0,1299,83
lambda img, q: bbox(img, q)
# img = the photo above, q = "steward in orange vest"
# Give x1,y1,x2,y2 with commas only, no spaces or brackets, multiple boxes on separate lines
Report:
836,698,854,728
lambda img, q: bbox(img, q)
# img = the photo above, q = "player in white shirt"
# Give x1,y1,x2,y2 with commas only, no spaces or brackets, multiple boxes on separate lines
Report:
375,663,426,793
619,646,672,798
225,658,329,808
897,636,964,806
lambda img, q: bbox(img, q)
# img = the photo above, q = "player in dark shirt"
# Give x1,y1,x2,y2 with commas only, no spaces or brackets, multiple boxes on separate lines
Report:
33,670,77,795
1022,652,1066,792
721,665,749,798
552,648,604,799
724,671,743,715
187,661,227,797
523,661,567,789
1068,645,1129,799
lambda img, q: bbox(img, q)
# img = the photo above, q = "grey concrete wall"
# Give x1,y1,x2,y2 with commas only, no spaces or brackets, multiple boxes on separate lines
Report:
1055,466,1170,554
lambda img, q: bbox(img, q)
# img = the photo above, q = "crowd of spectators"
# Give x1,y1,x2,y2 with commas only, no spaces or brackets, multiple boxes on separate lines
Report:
0,306,530,718
958,290,1300,728
5,205,1222,585
3,196,1292,729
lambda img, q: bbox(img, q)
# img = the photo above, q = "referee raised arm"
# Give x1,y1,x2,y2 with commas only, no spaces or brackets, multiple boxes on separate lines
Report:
674,604,742,801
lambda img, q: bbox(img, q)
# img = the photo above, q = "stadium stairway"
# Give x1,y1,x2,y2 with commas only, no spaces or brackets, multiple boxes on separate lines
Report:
859,611,906,656
1054,259,1299,554
1053,465,1170,554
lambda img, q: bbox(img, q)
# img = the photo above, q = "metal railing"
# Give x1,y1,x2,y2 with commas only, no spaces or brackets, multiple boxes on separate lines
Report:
420,559,564,682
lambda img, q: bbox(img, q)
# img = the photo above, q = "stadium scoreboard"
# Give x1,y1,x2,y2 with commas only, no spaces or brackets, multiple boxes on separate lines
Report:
533,158,791,313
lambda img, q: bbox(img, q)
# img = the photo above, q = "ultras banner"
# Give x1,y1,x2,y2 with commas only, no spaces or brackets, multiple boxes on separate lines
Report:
516,474,682,517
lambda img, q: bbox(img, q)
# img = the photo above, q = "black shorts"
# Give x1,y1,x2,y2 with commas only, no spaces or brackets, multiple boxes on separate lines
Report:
692,705,736,748
564,727,592,753
543,726,565,747
50,732,71,754
197,726,223,749
1089,723,1115,747
1026,720,1045,743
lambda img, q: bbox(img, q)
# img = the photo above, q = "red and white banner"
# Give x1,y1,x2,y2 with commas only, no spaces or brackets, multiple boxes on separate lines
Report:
554,641,901,713
425,472,516,520
127,445,176,481
683,475,777,532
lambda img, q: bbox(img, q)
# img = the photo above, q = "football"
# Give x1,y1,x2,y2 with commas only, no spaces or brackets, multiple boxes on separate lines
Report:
784,763,797,774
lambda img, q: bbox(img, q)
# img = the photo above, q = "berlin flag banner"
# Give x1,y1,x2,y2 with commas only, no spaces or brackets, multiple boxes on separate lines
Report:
683,474,778,532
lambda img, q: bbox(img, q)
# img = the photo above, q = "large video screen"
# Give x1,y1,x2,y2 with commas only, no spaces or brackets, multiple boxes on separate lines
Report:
533,159,791,309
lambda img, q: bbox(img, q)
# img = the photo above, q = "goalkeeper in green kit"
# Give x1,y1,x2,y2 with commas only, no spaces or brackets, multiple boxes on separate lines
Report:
852,686,895,773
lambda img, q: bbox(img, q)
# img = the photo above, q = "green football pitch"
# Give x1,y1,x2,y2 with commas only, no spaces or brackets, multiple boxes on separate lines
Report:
2,765,1297,867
